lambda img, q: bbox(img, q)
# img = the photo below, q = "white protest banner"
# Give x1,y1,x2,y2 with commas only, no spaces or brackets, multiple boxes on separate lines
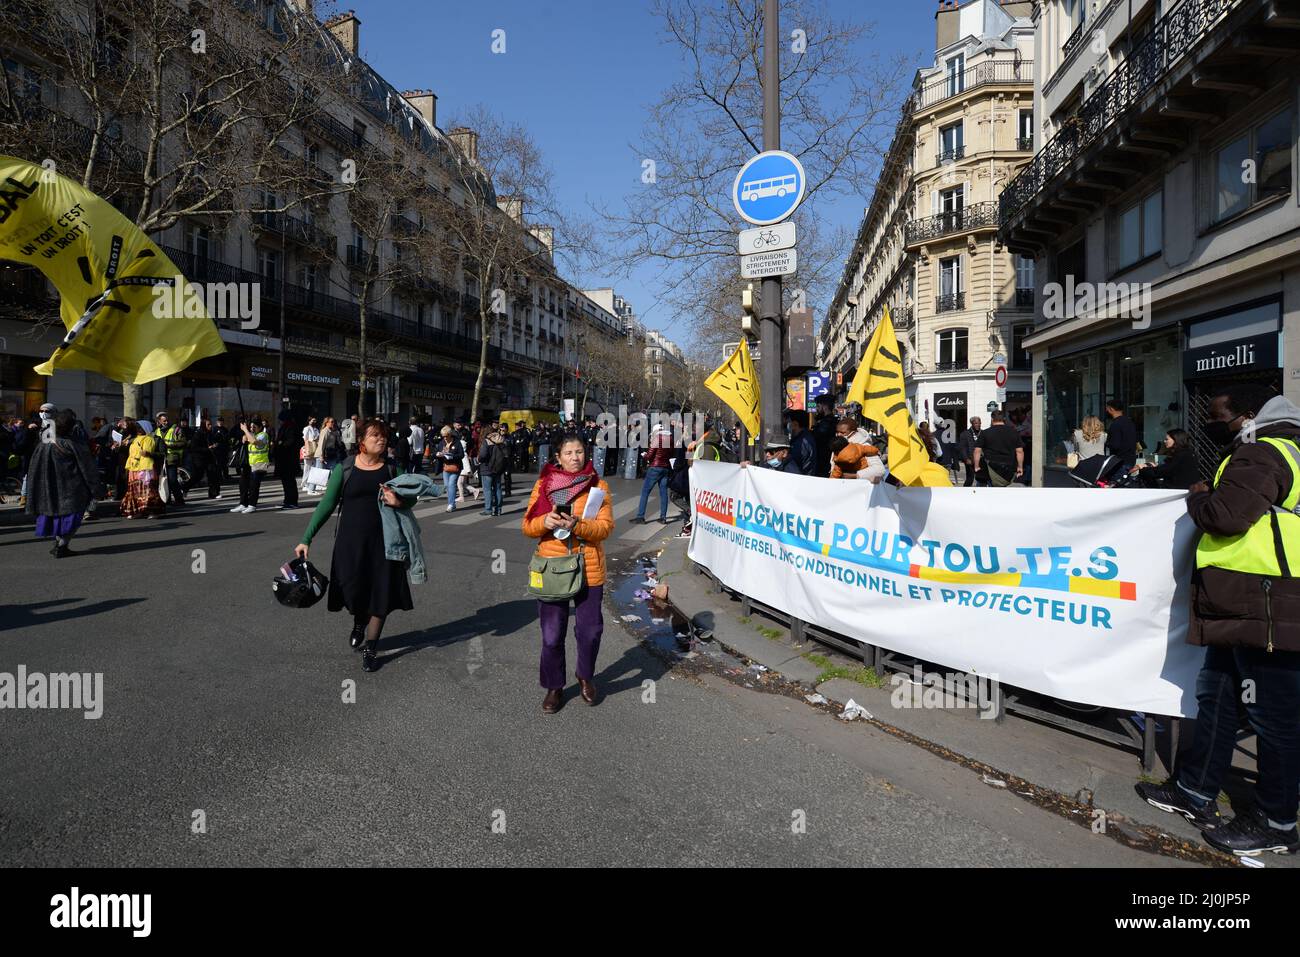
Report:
687,462,1203,716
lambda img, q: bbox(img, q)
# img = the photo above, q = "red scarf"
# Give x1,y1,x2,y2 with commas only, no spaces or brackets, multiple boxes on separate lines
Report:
527,462,598,520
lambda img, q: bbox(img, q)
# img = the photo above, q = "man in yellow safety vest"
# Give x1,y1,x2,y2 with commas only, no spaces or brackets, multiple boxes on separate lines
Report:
1137,384,1300,858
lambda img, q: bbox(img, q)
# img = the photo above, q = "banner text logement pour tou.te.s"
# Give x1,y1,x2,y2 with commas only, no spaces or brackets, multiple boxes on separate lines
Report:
687,461,1205,717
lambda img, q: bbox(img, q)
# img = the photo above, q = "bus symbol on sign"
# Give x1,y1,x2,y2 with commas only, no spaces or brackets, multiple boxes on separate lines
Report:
732,150,807,226
741,174,796,203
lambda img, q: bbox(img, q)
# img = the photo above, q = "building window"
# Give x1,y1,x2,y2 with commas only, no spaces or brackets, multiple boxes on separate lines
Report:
1056,239,1085,286
1012,323,1033,371
1017,110,1034,150
1115,188,1162,269
945,53,965,98
185,222,211,260
258,248,280,286
938,122,964,163
1212,110,1292,222
937,256,963,312
935,328,968,370
1015,256,1035,307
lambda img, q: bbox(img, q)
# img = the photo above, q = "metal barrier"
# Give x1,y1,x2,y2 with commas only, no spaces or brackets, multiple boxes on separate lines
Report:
694,562,1171,771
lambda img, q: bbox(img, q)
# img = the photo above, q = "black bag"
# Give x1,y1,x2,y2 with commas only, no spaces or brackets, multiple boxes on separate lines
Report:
273,557,329,608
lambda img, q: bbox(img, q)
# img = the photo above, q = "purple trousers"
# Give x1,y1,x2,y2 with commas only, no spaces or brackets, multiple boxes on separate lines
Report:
537,584,603,689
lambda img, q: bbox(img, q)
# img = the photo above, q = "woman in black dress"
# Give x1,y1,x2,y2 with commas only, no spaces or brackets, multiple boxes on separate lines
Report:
296,419,413,672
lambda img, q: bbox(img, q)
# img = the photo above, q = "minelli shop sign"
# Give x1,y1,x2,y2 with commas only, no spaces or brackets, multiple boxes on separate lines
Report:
1182,332,1277,379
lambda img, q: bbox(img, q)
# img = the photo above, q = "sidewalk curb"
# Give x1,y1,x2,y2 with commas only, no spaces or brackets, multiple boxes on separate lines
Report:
653,537,1284,867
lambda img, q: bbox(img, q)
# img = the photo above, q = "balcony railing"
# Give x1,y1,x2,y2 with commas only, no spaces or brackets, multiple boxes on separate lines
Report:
935,360,969,373
1015,136,1034,152
936,145,966,165
346,245,379,274
935,293,966,313
911,59,1034,112
253,211,336,254
1001,0,1239,226
1063,21,1086,57
891,305,914,331
160,244,491,358
308,111,355,148
906,202,999,246
1015,288,1035,308
12,96,145,174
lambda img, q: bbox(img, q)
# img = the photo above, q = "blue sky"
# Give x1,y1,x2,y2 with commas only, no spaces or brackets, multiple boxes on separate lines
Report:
353,0,937,346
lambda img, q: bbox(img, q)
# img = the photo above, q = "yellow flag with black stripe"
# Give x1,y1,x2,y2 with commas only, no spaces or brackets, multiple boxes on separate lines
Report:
0,155,226,384
846,306,950,487
705,338,760,436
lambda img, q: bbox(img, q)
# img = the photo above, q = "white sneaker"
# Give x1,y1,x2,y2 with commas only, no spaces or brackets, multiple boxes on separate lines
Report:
446,504,455,512
242,505,256,513
230,505,245,513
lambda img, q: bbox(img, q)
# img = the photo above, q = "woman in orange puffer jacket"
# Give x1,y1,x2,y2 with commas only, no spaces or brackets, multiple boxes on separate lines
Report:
522,432,615,714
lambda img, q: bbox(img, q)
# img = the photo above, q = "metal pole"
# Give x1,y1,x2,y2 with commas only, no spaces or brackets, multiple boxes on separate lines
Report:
278,230,287,413
760,0,782,447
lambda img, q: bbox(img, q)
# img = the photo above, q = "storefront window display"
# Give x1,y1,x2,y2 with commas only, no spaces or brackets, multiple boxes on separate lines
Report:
0,355,45,422
1043,328,1182,470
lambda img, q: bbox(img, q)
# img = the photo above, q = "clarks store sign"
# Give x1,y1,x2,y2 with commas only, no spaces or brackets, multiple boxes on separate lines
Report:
1183,333,1278,379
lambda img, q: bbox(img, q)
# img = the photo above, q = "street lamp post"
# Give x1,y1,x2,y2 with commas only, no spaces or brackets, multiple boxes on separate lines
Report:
760,0,783,448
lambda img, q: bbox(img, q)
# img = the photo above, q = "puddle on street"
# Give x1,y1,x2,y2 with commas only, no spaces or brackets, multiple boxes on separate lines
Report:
607,551,745,672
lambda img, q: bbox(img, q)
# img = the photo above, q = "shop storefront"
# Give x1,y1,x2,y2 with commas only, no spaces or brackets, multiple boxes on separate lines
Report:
933,391,967,434
0,354,46,422
1042,326,1183,474
1182,298,1283,478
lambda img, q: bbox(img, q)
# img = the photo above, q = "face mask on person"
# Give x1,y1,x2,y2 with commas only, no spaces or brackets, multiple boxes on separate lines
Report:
1201,418,1238,447
764,455,781,468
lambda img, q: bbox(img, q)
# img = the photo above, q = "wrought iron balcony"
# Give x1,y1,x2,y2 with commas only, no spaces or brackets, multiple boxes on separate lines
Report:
1015,136,1034,152
905,202,999,246
12,96,145,174
1015,288,1035,308
308,111,356,148
935,360,969,373
1001,0,1240,229
253,211,336,255
935,293,965,314
1063,22,1086,57
891,306,914,331
936,145,966,165
911,59,1034,112
346,245,379,274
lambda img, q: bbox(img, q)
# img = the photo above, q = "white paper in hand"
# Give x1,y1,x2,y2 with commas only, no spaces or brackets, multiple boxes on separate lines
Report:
580,486,605,519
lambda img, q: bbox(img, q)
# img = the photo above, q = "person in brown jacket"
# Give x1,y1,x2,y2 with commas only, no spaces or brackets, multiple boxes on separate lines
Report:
522,431,615,714
1137,385,1300,857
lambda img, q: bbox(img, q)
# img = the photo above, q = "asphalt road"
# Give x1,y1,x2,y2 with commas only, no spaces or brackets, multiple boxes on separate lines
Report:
0,471,1177,867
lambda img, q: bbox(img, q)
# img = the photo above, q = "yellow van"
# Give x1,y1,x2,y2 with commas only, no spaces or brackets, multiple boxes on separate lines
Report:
499,409,561,432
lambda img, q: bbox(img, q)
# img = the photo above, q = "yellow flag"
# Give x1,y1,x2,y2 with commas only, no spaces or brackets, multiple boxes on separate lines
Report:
846,306,950,487
705,339,760,436
0,156,226,384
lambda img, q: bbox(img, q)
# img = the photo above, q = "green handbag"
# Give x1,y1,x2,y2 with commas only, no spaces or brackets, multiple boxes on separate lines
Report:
527,534,585,601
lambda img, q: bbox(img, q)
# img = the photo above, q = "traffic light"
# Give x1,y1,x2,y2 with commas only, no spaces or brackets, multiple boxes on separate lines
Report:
741,282,756,338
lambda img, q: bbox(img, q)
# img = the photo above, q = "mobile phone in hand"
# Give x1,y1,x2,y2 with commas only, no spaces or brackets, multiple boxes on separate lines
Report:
555,503,572,517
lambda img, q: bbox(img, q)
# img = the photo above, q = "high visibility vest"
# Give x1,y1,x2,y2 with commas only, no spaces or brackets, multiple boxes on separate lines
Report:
163,425,186,464
1195,437,1300,578
248,430,270,467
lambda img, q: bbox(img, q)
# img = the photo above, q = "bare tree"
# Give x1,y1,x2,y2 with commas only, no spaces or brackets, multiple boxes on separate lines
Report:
418,106,591,424
601,0,907,361
0,0,343,415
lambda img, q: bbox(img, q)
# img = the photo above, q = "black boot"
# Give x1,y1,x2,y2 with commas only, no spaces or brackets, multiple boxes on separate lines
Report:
361,640,379,672
349,622,366,651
